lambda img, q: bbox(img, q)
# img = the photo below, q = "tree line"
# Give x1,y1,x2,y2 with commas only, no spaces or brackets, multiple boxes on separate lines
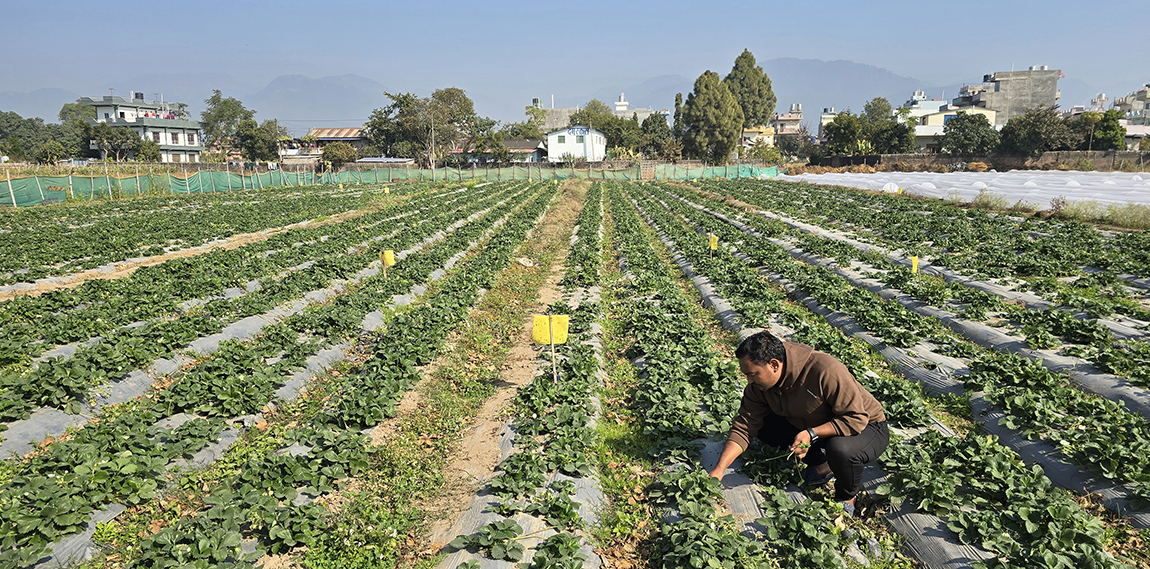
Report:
816,102,1134,160
2,48,785,166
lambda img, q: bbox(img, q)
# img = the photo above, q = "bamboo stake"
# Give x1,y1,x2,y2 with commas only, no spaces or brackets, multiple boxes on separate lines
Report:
6,169,15,207
104,163,112,198
135,165,140,195
68,168,73,200
35,169,44,201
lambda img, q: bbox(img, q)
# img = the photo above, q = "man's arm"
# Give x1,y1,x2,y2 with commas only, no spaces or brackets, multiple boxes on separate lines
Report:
708,440,745,481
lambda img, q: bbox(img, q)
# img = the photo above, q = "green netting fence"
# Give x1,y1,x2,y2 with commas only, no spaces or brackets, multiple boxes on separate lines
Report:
1,164,777,207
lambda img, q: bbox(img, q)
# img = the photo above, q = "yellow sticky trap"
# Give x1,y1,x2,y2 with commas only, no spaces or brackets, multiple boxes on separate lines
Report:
911,256,919,273
897,188,903,194
709,235,719,250
383,250,396,267
532,315,569,344
384,187,390,195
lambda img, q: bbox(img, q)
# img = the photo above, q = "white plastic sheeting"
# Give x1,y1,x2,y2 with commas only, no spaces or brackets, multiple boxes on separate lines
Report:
779,171,1150,206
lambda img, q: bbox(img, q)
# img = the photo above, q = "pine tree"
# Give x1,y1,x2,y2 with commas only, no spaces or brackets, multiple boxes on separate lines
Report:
722,49,777,130
682,70,744,163
672,93,684,140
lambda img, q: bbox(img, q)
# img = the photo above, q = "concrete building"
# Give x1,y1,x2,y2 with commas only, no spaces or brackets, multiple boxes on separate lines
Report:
817,107,838,142
950,66,1062,125
80,92,203,163
1114,84,1150,126
741,126,775,148
900,91,948,121
306,128,370,151
770,104,804,137
546,127,605,162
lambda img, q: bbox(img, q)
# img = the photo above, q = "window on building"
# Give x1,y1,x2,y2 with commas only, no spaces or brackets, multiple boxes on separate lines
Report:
557,135,565,143
173,154,182,163
187,133,195,145
576,135,584,143
153,132,160,142
171,133,179,145
104,113,109,119
119,112,125,118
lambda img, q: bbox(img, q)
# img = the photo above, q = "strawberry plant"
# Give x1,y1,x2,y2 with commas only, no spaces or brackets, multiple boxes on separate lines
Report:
448,519,527,562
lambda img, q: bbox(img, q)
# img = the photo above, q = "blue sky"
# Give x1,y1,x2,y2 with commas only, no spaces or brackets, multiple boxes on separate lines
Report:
3,0,1146,124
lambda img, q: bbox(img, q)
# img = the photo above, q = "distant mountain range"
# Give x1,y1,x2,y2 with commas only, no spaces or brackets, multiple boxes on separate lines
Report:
1,59,1104,136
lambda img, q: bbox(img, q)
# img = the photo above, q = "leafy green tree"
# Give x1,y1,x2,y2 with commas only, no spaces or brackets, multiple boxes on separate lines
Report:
723,49,776,129
199,90,255,152
746,139,783,163
364,88,478,167
861,98,893,128
363,91,417,157
235,119,287,162
681,70,744,163
941,112,1000,154
870,120,916,154
136,139,161,162
640,114,673,157
1095,109,1126,151
83,122,139,161
568,99,615,131
32,140,66,164
500,106,546,140
998,106,1075,156
6,135,24,160
58,101,96,123
1141,137,1150,152
321,141,358,166
1067,111,1101,151
822,112,867,155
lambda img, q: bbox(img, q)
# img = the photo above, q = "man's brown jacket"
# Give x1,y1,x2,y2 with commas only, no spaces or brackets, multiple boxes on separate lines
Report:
727,341,886,452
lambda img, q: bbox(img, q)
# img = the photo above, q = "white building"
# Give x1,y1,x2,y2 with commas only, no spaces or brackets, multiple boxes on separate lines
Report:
80,92,203,163
546,127,606,162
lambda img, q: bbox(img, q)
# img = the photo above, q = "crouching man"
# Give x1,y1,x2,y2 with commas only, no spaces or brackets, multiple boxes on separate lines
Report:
708,331,889,516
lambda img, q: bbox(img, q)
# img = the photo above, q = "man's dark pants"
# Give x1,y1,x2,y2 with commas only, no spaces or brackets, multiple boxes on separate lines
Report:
755,412,889,501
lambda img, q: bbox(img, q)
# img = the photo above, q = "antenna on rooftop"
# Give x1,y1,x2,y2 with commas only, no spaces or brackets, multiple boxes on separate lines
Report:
109,88,115,97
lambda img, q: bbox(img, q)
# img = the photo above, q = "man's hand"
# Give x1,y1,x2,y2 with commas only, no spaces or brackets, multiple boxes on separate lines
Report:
789,430,813,460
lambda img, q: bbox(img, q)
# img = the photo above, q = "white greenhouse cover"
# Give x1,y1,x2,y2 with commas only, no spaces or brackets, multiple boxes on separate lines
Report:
778,170,1150,206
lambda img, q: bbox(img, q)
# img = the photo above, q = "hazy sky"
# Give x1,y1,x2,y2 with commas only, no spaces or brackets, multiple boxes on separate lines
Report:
3,0,1147,122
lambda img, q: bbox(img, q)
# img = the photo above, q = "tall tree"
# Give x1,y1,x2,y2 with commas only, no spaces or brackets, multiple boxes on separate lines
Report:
722,49,777,129
321,141,358,166
363,91,419,158
135,139,161,162
58,101,96,123
199,90,255,152
998,106,1075,156
822,112,868,155
32,140,66,164
568,99,615,131
639,114,673,157
672,93,684,140
941,112,1000,154
363,88,478,166
861,98,893,128
681,70,744,163
235,119,287,162
83,122,140,161
499,105,546,140
1095,109,1127,151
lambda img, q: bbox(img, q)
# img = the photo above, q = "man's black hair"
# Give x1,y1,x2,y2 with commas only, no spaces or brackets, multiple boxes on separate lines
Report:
735,331,786,366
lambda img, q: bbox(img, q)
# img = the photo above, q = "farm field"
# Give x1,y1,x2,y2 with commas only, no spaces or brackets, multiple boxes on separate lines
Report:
2,178,1149,569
